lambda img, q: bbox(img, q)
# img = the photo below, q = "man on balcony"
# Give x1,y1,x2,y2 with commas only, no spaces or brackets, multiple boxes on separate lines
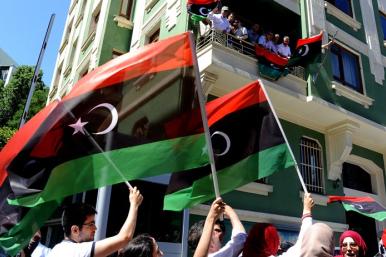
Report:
207,6,231,34
277,36,291,59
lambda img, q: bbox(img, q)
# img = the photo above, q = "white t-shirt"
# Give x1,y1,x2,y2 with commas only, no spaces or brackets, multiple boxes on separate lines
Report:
207,13,230,33
31,243,51,257
47,240,95,257
209,229,247,257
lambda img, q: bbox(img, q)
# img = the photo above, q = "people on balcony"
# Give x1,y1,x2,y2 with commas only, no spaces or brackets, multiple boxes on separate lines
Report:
247,24,261,44
258,31,276,53
277,36,291,59
207,6,231,33
232,20,248,41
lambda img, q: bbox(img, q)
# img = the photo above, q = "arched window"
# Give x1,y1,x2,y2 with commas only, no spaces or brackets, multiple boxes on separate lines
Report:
299,137,324,194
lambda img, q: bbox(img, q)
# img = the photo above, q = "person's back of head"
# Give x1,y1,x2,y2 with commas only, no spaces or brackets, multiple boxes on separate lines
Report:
62,203,97,237
118,234,154,257
243,223,279,257
300,223,334,257
188,220,205,250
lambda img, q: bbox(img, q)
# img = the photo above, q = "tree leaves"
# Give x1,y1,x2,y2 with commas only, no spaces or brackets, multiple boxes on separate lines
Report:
0,66,48,147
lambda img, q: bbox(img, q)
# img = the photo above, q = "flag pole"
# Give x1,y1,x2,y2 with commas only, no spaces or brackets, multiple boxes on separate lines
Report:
67,110,133,189
258,79,308,194
312,30,338,84
188,32,221,199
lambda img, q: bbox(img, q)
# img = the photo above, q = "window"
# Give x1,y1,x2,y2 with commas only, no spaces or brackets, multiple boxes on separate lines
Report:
380,12,386,41
119,0,133,19
148,28,160,44
330,44,363,93
299,137,324,194
326,0,353,16
88,11,100,37
342,162,372,193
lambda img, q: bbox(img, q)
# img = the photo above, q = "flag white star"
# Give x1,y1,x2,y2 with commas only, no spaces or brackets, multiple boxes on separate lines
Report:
68,118,89,135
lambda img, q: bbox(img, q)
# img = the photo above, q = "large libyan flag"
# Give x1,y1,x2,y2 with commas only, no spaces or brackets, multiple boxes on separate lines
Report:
164,80,295,211
0,32,208,255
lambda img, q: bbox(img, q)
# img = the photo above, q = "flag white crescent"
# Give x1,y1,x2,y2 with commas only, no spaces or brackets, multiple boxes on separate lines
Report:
88,103,119,135
211,131,231,156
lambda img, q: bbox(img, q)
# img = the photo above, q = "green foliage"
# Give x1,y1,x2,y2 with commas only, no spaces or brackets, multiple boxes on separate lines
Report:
0,126,16,148
0,66,46,127
0,66,48,147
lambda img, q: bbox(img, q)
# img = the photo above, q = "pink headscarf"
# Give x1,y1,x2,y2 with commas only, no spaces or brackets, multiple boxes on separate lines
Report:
336,230,367,257
243,223,280,257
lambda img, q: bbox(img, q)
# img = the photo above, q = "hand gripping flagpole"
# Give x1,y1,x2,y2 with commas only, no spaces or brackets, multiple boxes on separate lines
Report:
258,79,309,194
188,32,221,199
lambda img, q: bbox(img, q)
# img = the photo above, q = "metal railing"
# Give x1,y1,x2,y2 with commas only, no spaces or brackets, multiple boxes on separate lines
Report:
196,30,306,80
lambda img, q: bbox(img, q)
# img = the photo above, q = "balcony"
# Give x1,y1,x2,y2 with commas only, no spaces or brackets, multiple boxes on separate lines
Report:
196,30,307,97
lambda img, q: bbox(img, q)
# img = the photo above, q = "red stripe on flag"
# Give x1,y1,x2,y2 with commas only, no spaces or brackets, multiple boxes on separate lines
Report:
255,45,288,68
0,101,59,186
296,31,323,49
328,195,376,204
206,81,267,127
64,32,194,100
188,0,217,4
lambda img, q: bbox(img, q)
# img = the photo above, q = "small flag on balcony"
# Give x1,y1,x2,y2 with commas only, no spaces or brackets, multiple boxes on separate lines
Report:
288,31,323,67
188,0,220,22
328,195,386,221
163,80,294,211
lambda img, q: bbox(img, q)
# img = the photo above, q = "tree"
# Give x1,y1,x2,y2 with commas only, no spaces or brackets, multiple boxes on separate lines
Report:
0,66,48,147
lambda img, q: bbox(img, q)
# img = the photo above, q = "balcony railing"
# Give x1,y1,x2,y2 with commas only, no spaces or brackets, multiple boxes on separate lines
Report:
196,30,305,80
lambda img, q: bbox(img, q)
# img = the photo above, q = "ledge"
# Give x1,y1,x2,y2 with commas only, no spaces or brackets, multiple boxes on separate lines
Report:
75,14,83,28
236,182,273,196
331,81,374,108
59,39,68,54
81,30,96,52
299,191,328,206
113,15,134,29
325,1,361,31
145,0,158,11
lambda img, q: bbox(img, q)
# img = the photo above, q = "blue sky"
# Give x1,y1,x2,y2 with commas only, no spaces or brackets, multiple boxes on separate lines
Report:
0,1,71,86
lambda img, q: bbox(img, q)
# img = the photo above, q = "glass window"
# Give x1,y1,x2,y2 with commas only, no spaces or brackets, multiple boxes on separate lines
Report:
342,162,372,193
120,0,133,19
330,44,363,93
326,0,353,17
380,12,386,41
299,137,324,194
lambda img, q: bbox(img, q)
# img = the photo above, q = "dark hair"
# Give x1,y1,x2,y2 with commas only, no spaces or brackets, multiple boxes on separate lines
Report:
62,203,97,237
277,241,294,255
188,220,205,250
119,234,154,257
215,220,225,234
188,219,225,250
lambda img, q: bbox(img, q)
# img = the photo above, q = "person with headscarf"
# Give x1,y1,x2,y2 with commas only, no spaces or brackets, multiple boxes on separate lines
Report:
335,230,367,257
300,223,334,257
242,193,314,257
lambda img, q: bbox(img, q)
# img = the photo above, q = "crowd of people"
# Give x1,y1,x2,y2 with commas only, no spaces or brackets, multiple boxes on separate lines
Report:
15,186,386,257
201,6,291,59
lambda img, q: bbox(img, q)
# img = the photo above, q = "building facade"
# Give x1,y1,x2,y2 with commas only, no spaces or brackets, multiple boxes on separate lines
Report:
48,0,386,256
0,48,18,86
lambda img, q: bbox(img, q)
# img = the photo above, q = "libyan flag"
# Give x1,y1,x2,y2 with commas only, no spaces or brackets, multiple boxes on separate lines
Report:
0,32,209,255
288,31,323,67
188,0,219,22
163,80,295,211
256,32,323,80
328,196,386,221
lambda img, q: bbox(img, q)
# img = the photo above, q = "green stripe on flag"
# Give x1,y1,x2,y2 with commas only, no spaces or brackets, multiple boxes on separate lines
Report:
0,200,61,256
342,202,386,221
9,134,208,207
164,143,294,211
